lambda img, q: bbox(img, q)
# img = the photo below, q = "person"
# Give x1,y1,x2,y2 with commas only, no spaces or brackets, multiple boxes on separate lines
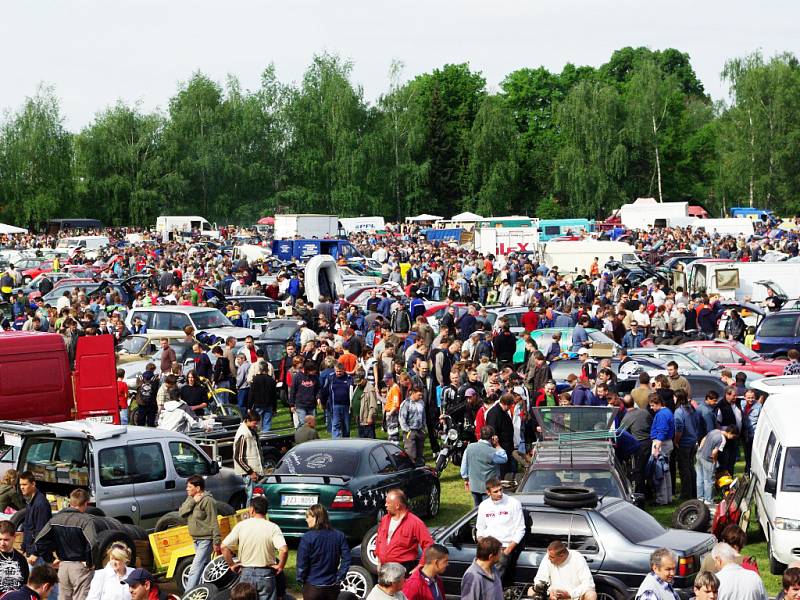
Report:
475,478,525,580
211,346,232,403
384,373,402,443
402,544,448,600
179,370,209,414
0,565,58,600
221,496,289,600
696,426,738,504
248,363,278,432
0,520,29,593
179,475,221,591
620,395,653,496
32,488,96,600
649,393,675,506
366,563,407,600
296,504,351,600
533,540,597,600
353,369,379,439
288,361,322,427
375,489,433,575
460,426,508,507
135,369,159,427
191,343,213,380
116,368,130,425
325,362,354,439
782,568,800,600
673,390,699,501
666,361,691,398
19,472,52,567
400,386,427,467
157,394,200,433
0,469,25,513
85,543,134,600
635,548,680,600
459,536,503,600
124,568,168,600
692,571,720,600
622,321,645,349
233,411,265,502
784,349,800,376
295,415,320,444
485,394,515,479
712,542,766,600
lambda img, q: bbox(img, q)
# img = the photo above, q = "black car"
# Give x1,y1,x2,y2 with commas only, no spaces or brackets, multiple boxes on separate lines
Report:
259,319,301,344
344,494,715,600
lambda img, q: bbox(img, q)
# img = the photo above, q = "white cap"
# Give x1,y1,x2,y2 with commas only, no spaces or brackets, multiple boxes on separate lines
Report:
577,348,590,356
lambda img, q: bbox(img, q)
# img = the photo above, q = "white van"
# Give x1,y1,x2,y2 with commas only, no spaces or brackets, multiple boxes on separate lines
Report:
542,240,639,274
53,235,110,257
751,390,800,573
155,216,219,239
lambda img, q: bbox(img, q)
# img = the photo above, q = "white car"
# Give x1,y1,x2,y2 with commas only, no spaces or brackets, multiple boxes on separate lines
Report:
125,306,255,341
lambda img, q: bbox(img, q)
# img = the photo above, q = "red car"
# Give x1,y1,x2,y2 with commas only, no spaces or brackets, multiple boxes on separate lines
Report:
681,339,789,376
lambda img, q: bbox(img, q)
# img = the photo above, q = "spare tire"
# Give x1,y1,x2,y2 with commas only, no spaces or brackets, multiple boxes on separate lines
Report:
214,501,235,517
543,486,598,509
155,511,186,532
86,507,106,517
93,529,136,569
9,508,26,531
182,583,221,600
672,499,710,532
201,556,239,590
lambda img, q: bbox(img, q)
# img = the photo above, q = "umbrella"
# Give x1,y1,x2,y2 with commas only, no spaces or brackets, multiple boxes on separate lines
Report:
257,217,275,225
0,223,27,234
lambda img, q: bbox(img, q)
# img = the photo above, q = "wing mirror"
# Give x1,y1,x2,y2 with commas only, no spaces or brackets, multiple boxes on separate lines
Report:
765,477,777,496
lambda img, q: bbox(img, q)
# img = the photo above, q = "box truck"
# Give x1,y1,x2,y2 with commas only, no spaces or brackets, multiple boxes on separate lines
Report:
474,227,540,257
156,216,219,239
273,214,343,240
543,240,639,274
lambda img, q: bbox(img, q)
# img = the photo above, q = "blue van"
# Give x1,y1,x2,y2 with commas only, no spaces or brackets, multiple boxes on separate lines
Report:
271,239,362,262
753,310,800,358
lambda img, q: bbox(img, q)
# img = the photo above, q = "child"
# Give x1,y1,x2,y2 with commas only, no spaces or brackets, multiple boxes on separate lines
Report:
744,325,756,349
116,368,129,425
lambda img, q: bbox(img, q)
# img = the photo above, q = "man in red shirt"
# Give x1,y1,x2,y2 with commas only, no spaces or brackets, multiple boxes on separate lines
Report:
521,304,539,333
403,544,448,600
375,489,433,574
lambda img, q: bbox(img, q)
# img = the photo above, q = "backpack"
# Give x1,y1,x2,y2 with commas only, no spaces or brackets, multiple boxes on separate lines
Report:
137,376,157,406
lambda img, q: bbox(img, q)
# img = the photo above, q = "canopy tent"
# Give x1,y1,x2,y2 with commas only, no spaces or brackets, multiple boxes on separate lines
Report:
405,214,443,223
450,211,484,222
0,223,27,234
257,216,275,225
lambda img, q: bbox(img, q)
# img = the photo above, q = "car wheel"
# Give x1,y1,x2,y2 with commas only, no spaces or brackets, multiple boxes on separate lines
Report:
201,556,239,590
596,584,626,600
769,539,788,575
175,556,193,594
427,481,441,517
155,511,186,532
543,486,598,509
214,501,235,517
262,451,280,472
86,507,106,517
360,525,380,575
182,584,220,600
672,499,710,532
340,566,374,600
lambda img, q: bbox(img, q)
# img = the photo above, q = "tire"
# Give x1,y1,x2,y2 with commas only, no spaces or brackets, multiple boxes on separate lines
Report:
214,501,235,517
182,583,220,600
596,584,626,600
155,511,187,532
93,529,136,569
201,556,239,590
121,524,148,540
228,492,247,511
672,499,711,532
86,507,106,517
543,486,598,509
9,508,26,531
340,566,374,600
360,525,380,575
427,481,441,517
175,556,194,594
261,451,280,472
769,539,788,575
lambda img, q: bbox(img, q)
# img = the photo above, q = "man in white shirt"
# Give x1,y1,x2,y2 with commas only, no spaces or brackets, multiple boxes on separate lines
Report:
533,540,596,600
713,542,767,600
476,478,525,581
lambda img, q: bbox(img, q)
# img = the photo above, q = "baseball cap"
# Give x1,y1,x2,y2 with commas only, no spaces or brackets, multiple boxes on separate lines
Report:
384,373,395,382
465,388,477,397
577,348,590,356
512,386,526,396
124,569,156,587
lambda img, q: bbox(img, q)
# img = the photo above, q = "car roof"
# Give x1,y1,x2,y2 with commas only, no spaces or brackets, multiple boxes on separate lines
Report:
512,492,629,512
130,306,220,314
289,439,391,452
0,421,172,442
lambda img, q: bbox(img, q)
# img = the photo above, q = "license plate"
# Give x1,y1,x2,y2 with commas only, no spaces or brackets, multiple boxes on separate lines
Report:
86,415,114,423
281,494,318,507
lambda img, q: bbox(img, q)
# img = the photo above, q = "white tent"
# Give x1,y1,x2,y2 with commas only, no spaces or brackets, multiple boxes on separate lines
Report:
450,211,484,222
0,223,27,234
405,214,443,223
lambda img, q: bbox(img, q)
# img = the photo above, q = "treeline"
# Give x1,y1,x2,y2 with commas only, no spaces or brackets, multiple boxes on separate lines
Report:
1,47,799,227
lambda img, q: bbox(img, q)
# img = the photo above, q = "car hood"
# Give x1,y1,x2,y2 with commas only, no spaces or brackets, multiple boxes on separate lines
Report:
207,326,257,340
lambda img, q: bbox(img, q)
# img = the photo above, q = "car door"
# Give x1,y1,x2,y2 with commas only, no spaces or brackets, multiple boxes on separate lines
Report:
760,432,780,535
357,445,400,513
127,441,170,528
167,439,221,508
95,444,138,524
385,444,429,515
439,511,479,597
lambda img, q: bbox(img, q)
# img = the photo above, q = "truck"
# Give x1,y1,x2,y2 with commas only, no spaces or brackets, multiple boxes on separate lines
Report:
473,226,540,256
273,214,343,240
338,216,386,235
270,239,362,262
543,240,639,274
0,332,119,424
155,216,220,240
680,260,800,301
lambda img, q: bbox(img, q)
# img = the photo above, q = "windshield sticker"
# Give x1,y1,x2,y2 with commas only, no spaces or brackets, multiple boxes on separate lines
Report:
284,453,300,475
305,452,334,470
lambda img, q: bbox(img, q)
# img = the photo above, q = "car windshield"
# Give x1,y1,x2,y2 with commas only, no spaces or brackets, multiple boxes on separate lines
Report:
782,448,800,492
191,310,233,329
275,448,359,476
521,469,624,497
240,300,278,318
256,343,287,362
601,501,665,543
117,336,148,355
681,350,719,371
262,323,297,340
731,341,761,361
533,407,618,439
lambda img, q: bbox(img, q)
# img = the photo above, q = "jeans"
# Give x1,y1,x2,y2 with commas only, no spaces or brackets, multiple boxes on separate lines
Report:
358,424,376,439
237,388,249,410
471,492,487,507
676,445,697,500
240,567,276,600
186,539,213,590
136,404,157,427
696,456,716,502
119,408,128,425
324,405,333,433
654,440,673,505
243,474,256,503
295,407,313,427
404,430,425,466
331,405,351,438
256,409,273,432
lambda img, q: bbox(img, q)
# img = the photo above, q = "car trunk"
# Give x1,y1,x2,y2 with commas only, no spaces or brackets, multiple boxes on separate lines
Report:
640,530,715,583
256,474,353,512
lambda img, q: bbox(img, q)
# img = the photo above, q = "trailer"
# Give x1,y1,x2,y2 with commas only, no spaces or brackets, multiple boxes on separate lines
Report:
273,214,343,240
473,226,540,257
543,240,638,274
681,260,800,301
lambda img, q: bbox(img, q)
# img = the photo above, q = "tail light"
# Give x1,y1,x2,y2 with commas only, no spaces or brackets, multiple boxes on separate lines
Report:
331,490,354,509
678,555,696,576
252,486,265,496
751,341,761,351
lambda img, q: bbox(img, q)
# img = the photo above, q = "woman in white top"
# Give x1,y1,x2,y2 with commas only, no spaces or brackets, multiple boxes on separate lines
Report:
86,543,135,600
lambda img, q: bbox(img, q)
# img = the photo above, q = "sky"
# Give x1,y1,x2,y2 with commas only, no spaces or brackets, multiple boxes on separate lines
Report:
1,0,798,131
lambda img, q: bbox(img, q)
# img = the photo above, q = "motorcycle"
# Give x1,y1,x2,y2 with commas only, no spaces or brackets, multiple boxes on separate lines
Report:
434,414,470,473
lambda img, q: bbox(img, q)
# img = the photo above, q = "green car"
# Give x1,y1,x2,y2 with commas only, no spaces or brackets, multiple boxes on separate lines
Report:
516,327,619,362
253,439,441,541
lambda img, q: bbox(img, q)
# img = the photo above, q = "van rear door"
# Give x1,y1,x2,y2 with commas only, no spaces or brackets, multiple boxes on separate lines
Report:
73,336,119,424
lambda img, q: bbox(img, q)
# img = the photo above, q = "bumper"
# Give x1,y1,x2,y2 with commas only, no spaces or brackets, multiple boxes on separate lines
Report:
771,528,800,565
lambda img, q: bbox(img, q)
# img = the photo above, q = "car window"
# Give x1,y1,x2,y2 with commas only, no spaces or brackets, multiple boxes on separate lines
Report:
169,441,211,477
369,447,395,474
131,312,152,329
782,448,800,491
387,446,415,471
169,313,191,331
118,336,148,355
688,378,724,403
702,347,735,364
98,446,131,486
506,313,522,327
771,443,783,482
601,501,665,544
522,469,623,498
151,312,174,331
527,511,598,552
240,300,278,318
763,432,777,475
129,443,166,482
192,310,233,330
759,314,800,338
275,448,360,475
23,439,56,464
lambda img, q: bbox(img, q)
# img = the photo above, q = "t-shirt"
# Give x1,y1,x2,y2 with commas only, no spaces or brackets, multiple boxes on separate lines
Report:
0,549,29,593
222,517,286,567
387,517,403,543
699,429,726,462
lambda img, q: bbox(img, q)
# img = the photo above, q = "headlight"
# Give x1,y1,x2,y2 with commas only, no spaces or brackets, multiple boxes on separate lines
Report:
774,517,800,530
447,429,459,441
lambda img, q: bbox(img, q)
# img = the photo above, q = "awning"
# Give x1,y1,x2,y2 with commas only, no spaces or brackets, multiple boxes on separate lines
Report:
450,211,483,222
0,223,27,234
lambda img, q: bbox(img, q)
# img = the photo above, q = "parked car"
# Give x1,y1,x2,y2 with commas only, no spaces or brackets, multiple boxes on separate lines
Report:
484,306,529,334
226,295,282,332
254,439,440,542
115,333,189,365
681,339,789,375
119,341,195,389
343,493,715,600
125,306,255,342
259,319,301,345
628,346,766,385
753,310,800,358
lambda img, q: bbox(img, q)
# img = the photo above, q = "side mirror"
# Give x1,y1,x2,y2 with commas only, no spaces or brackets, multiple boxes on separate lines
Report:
210,459,221,475
633,493,646,508
738,358,747,365
765,477,777,496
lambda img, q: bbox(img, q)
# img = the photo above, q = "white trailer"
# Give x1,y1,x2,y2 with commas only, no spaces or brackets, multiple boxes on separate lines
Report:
273,214,342,240
156,216,219,239
682,260,800,301
618,198,688,229
338,216,386,235
543,240,638,274
473,226,540,257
